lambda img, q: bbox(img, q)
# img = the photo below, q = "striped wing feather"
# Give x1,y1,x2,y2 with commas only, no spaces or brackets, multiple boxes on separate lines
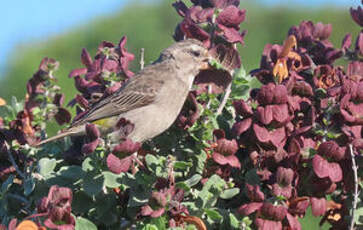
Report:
71,71,164,127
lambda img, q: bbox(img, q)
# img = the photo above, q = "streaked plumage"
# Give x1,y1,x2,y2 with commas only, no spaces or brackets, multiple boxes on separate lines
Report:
38,39,211,145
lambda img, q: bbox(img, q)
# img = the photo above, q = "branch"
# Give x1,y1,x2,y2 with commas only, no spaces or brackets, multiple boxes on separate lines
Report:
140,48,145,70
216,70,234,115
349,144,359,230
5,142,25,179
216,43,237,116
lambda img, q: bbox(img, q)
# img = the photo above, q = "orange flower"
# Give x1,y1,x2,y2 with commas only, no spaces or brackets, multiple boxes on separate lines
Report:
0,97,5,106
15,220,45,230
272,35,301,83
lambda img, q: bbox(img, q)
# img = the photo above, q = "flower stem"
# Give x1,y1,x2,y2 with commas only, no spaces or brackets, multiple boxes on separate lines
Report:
349,144,359,230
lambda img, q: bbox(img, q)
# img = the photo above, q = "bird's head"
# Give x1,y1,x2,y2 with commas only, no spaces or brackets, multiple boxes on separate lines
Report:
160,39,212,75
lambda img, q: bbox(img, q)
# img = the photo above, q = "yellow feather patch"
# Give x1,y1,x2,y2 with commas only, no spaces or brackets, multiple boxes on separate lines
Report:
92,118,110,126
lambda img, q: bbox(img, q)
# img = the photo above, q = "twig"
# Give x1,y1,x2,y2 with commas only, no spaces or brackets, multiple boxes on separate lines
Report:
5,142,25,179
140,48,145,70
349,144,359,230
216,70,234,115
216,43,237,116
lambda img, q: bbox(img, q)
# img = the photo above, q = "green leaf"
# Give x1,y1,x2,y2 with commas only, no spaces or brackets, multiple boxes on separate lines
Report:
11,96,23,113
1,174,14,193
176,182,191,192
355,206,363,225
102,171,123,188
82,157,95,172
204,208,223,222
58,166,84,180
220,188,240,199
209,58,224,70
72,191,94,214
229,213,240,228
83,172,104,197
150,216,167,230
174,161,192,170
75,217,98,230
38,158,57,177
23,177,35,196
142,224,158,230
185,174,202,187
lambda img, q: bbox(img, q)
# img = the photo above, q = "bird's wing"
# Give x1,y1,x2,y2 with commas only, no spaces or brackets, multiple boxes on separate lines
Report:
71,71,165,127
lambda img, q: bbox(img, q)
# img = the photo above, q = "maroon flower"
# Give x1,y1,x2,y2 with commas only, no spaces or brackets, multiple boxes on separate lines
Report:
176,92,200,129
257,84,288,105
81,124,100,155
340,94,363,125
260,202,288,221
211,130,241,168
106,139,141,174
312,154,342,183
233,99,253,117
141,191,168,218
350,6,363,27
310,197,326,217
255,218,282,230
317,141,345,161
271,167,294,199
238,202,264,216
288,197,310,217
245,184,265,202
37,185,75,230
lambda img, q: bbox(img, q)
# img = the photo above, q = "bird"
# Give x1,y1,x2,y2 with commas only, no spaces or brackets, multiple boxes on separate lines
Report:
37,39,214,146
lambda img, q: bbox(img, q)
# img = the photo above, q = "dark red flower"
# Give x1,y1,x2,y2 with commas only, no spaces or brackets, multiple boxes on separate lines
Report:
54,108,71,126
81,124,100,155
216,5,246,30
312,154,342,183
245,184,265,202
106,139,141,174
141,191,168,218
257,84,288,105
350,6,363,27
212,134,241,168
310,197,326,217
317,141,344,161
271,167,294,199
288,197,310,216
238,202,264,216
260,202,287,221
37,185,75,230
176,92,200,129
255,218,282,230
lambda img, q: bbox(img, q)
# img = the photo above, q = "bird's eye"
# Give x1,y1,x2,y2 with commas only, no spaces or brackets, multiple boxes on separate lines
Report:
190,50,201,57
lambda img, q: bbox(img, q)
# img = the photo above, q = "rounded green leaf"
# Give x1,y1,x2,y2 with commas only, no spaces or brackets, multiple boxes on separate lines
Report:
38,158,57,177
75,217,97,230
102,171,123,188
220,188,240,199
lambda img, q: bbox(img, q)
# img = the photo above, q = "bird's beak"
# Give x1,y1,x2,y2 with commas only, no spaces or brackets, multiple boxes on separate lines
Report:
199,50,213,70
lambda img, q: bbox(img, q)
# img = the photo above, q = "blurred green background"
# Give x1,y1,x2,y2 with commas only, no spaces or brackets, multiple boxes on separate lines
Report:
1,0,359,229
0,0,360,104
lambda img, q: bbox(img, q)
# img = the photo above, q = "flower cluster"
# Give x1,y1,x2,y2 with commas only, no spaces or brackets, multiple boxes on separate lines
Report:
232,6,363,229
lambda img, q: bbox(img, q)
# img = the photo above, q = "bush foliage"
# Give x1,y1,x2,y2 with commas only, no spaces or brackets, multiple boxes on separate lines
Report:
0,1,362,229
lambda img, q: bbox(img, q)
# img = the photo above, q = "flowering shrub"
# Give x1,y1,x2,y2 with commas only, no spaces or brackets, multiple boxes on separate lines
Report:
0,1,362,229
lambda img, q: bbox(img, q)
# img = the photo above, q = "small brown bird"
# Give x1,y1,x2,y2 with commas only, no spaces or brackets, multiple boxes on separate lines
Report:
38,39,214,145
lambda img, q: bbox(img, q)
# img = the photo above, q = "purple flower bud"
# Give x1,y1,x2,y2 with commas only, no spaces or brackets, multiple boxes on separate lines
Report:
350,6,363,27
216,5,246,29
310,197,326,216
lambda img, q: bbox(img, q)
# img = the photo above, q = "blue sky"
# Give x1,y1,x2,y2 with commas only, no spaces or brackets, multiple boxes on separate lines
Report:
0,0,359,73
